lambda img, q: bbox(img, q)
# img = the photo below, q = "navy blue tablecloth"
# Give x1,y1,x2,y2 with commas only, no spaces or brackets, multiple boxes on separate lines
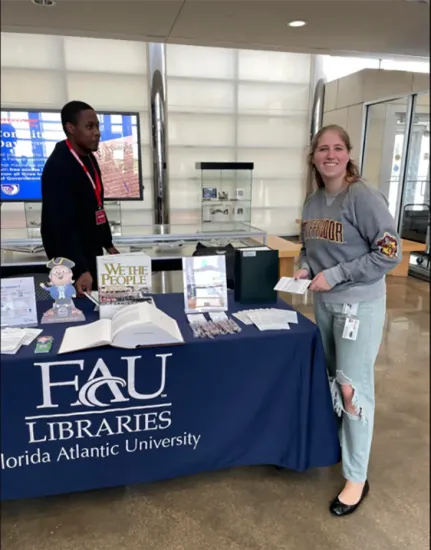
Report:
1,293,340,500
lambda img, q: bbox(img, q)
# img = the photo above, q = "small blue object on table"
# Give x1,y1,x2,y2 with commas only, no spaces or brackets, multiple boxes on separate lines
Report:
0,293,340,500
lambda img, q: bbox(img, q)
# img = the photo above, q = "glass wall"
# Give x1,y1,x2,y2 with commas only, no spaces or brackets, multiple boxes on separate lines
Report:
166,45,312,233
1,33,313,237
1,32,152,234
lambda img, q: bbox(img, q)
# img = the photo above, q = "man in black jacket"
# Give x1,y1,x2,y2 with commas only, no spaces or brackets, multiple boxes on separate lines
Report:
41,101,119,294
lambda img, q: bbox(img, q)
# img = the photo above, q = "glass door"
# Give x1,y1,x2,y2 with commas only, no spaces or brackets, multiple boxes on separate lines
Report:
399,92,430,280
361,97,410,221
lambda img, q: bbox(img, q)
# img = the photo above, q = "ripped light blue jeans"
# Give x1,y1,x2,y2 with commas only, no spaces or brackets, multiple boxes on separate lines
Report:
314,293,386,483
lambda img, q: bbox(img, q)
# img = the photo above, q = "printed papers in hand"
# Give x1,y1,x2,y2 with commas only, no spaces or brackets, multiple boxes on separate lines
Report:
274,277,311,294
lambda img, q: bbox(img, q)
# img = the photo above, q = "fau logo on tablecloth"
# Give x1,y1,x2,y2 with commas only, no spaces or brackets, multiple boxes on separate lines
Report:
36,353,170,409
25,353,175,445
2,353,202,472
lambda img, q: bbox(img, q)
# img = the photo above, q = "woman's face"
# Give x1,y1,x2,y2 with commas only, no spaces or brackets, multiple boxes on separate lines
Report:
313,130,350,182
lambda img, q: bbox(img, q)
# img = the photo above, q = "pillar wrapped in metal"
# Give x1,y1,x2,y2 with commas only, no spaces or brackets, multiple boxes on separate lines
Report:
148,43,169,227
310,77,325,141
306,77,326,196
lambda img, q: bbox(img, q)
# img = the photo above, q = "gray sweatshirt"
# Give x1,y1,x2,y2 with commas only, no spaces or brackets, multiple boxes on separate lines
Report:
299,181,402,303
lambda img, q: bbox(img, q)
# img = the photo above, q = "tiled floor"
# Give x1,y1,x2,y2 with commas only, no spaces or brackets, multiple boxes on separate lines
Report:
1,275,429,550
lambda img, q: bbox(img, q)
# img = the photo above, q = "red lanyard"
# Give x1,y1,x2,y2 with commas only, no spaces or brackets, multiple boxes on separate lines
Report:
66,140,102,207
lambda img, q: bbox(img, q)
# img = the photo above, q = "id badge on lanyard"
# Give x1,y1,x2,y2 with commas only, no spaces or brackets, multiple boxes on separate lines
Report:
95,209,107,225
66,140,107,226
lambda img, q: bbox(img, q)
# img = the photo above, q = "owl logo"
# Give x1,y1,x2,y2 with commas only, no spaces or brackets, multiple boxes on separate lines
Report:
376,232,398,259
1,184,20,196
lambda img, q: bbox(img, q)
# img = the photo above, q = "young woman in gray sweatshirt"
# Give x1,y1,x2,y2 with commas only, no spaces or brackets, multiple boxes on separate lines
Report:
295,124,402,517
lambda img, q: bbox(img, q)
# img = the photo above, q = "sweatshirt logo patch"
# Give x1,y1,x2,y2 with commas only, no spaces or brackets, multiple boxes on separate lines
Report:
376,232,398,259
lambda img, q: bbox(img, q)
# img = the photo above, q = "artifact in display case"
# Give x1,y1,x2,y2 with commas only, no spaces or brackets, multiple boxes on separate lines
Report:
196,162,253,225
202,187,217,200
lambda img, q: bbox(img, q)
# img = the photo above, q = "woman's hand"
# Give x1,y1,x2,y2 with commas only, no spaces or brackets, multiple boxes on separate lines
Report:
107,246,120,255
309,272,331,292
294,268,310,280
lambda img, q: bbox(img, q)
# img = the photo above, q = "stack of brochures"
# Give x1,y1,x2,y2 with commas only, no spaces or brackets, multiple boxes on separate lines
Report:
232,308,299,331
1,327,42,354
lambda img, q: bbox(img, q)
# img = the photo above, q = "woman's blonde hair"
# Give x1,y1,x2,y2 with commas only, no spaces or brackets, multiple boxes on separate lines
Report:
306,124,361,193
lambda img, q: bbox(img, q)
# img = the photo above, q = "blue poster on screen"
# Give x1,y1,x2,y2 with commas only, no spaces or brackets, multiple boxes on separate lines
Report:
1,110,142,202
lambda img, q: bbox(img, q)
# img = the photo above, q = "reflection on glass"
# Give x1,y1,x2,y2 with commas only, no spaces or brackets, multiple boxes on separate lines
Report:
362,97,409,219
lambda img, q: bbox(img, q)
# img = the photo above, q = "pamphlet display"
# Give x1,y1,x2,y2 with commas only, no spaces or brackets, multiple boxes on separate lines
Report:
182,255,228,314
59,302,184,354
0,276,38,328
40,258,86,324
97,252,152,319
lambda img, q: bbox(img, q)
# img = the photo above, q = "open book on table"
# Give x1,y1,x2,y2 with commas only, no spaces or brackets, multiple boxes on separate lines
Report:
59,302,184,354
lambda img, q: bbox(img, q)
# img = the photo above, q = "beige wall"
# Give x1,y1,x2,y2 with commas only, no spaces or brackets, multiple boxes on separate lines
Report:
323,69,429,173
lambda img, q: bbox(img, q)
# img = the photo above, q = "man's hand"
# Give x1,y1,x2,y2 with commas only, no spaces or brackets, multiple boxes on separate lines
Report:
107,246,120,255
75,272,93,296
294,268,310,280
309,272,331,292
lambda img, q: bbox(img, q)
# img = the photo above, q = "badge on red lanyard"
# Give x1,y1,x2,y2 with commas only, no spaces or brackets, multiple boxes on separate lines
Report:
66,140,107,225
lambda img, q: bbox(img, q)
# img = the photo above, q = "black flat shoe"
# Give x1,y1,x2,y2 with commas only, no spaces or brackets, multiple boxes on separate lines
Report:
329,480,370,517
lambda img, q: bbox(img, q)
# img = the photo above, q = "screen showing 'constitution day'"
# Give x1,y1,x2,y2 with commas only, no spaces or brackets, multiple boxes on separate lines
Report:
1,110,143,202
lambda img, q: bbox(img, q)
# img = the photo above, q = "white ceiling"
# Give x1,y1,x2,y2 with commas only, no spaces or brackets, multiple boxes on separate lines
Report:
1,0,430,59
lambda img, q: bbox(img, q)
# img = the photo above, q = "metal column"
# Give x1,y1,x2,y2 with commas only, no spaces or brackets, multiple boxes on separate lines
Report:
306,76,326,196
310,78,325,142
148,43,170,227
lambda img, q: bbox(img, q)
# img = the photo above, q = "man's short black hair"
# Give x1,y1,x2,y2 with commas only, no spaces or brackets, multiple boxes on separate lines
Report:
61,100,94,134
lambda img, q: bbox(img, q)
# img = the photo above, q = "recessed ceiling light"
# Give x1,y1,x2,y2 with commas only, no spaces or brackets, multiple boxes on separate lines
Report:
288,20,307,28
31,0,56,6
288,20,307,27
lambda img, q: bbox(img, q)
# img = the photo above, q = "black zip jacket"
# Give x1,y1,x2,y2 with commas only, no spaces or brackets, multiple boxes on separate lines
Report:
41,140,113,283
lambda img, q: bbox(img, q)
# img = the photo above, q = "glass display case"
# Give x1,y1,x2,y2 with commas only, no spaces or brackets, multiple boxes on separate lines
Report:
196,162,253,225
22,201,122,238
0,222,267,269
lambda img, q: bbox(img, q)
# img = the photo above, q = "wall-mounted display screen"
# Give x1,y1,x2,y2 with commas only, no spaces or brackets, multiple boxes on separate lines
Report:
1,109,143,202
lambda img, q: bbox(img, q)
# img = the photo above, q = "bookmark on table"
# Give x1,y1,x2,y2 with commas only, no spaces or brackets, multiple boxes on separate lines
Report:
35,336,54,353
84,292,100,306
84,291,100,311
